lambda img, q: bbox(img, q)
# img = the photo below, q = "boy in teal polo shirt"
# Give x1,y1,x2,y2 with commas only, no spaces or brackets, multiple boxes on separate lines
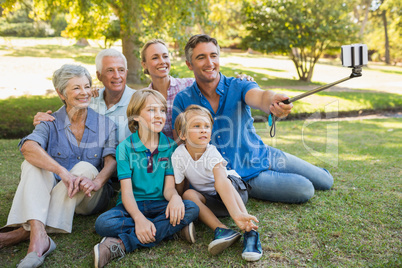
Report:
94,90,199,268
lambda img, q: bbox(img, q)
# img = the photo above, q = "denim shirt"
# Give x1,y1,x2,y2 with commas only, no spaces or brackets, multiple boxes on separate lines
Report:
19,106,117,180
172,73,271,181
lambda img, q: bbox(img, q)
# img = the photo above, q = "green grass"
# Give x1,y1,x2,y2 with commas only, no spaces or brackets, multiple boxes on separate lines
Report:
366,67,402,75
251,90,402,120
1,118,401,267
0,88,400,139
0,96,62,138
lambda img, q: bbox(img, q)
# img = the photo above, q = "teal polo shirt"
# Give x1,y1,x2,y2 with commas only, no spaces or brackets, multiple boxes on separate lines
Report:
116,131,176,205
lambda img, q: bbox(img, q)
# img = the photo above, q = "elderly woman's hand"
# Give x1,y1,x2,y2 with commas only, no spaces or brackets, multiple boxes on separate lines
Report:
74,176,97,197
59,170,79,198
91,87,100,98
236,73,255,82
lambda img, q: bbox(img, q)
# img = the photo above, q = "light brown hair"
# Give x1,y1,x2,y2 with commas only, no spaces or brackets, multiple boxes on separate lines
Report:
174,105,214,140
127,89,167,133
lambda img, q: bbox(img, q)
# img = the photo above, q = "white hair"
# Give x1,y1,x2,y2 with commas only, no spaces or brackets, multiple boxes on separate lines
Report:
95,49,127,73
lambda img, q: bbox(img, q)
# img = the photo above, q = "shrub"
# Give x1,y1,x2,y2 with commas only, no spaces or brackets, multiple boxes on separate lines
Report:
50,14,67,37
0,21,48,37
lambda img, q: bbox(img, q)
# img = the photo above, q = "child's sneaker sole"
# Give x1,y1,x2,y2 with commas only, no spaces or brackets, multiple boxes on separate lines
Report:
242,230,263,262
94,237,106,268
242,251,263,262
208,232,241,255
180,222,196,243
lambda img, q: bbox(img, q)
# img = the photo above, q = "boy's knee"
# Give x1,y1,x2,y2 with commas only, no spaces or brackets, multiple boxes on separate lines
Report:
94,215,106,235
183,200,200,219
94,211,117,236
182,189,198,200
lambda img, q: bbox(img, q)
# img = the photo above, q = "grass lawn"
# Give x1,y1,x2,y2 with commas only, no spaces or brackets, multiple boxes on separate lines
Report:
1,118,401,267
1,87,401,139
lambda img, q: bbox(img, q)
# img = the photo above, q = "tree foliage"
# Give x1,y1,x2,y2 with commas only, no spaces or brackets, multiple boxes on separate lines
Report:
364,0,401,65
242,0,359,82
2,0,209,84
0,1,63,37
198,0,247,47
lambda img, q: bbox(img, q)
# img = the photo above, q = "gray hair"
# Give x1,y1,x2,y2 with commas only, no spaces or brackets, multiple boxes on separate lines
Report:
52,64,92,104
185,34,220,64
95,48,127,73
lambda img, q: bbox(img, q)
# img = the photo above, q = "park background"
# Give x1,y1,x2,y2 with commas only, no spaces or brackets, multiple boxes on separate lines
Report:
0,0,401,267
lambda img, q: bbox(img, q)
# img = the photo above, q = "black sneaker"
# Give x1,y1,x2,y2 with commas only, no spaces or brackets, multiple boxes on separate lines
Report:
208,227,241,255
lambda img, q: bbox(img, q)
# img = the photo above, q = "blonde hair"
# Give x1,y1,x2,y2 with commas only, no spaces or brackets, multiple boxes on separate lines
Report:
174,105,214,140
140,39,168,75
127,89,167,133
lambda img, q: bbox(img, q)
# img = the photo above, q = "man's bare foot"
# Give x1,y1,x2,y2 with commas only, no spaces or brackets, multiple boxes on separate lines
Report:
0,227,30,249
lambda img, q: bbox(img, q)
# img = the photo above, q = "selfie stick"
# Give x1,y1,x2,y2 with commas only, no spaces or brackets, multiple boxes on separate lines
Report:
268,44,368,137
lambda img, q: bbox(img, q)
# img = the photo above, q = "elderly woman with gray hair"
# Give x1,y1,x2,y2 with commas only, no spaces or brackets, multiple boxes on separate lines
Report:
0,64,117,267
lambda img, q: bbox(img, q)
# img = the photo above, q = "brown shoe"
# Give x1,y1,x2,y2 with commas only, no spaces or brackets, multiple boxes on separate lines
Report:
180,222,196,244
94,237,125,268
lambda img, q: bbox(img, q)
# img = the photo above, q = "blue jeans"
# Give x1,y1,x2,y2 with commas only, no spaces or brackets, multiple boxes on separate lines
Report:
247,148,333,203
95,200,199,253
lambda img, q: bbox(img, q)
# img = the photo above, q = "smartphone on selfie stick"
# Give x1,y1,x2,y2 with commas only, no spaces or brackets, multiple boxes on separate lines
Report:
268,44,368,137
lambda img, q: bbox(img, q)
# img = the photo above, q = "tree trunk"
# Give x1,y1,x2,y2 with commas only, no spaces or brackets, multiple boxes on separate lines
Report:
382,10,390,64
306,67,314,82
122,35,142,85
359,0,371,38
291,48,312,82
111,0,142,85
75,38,89,47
